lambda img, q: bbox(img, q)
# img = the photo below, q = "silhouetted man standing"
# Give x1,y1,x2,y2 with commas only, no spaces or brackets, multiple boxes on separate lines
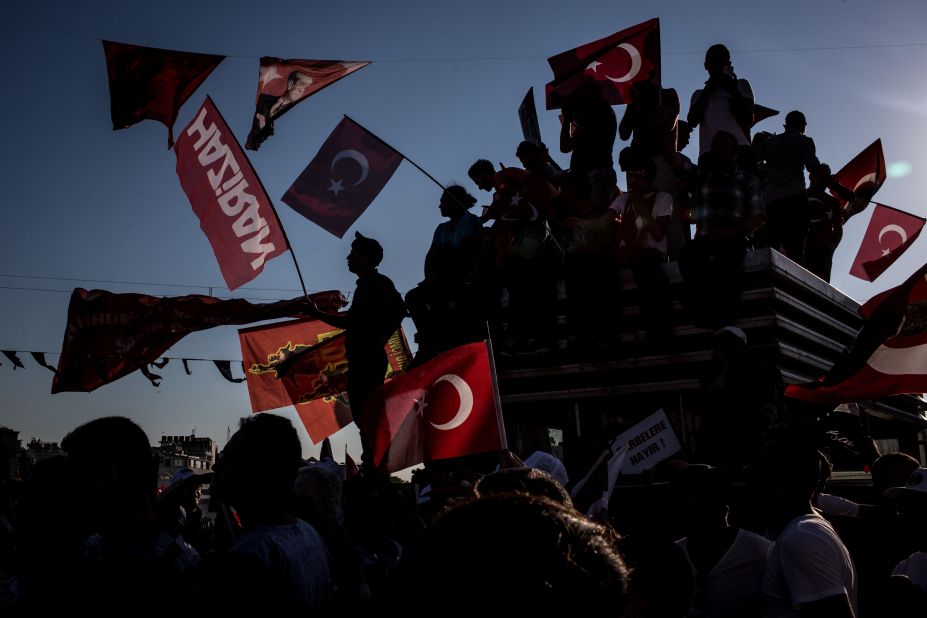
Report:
757,110,821,262
313,232,406,469
688,44,754,170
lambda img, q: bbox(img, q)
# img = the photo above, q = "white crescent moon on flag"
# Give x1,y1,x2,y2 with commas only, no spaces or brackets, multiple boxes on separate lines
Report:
854,172,878,192
605,43,643,83
428,374,474,431
878,224,907,249
331,150,370,186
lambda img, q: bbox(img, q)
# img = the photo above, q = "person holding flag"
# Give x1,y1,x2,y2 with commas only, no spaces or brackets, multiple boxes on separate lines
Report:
803,163,863,282
307,232,406,470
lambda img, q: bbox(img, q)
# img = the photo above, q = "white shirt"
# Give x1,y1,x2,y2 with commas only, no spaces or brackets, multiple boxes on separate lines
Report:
678,528,774,618
691,79,754,156
761,514,857,618
609,191,674,254
814,493,861,519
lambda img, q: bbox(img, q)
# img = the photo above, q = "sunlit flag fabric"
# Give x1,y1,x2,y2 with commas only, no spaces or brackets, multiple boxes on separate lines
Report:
545,18,660,109
361,341,505,473
282,117,403,238
238,318,410,443
51,289,344,393
175,96,289,290
832,139,886,207
102,40,224,147
850,204,925,281
245,57,369,150
786,262,927,405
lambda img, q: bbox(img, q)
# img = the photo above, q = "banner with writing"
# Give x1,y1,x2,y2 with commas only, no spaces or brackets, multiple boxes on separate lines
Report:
175,96,288,290
612,408,681,474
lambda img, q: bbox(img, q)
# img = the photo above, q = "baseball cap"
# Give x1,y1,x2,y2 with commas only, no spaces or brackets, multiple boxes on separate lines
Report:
884,467,927,499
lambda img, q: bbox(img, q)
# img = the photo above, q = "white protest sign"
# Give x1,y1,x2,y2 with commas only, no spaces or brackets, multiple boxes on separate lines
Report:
612,409,681,474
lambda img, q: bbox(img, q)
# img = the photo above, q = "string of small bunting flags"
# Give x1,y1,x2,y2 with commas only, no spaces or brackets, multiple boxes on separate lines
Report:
0,349,249,386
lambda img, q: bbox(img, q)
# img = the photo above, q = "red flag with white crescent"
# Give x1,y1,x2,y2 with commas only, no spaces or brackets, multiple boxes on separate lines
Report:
831,139,886,206
545,18,660,109
175,96,289,290
282,117,403,238
786,261,927,404
361,342,505,473
245,57,369,150
849,204,924,281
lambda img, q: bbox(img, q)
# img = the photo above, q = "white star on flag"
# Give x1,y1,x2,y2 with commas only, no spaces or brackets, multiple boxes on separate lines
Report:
327,178,345,196
510,192,522,206
586,60,602,72
412,396,428,417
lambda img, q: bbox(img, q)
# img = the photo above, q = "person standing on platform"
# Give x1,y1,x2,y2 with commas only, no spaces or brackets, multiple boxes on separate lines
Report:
311,232,406,470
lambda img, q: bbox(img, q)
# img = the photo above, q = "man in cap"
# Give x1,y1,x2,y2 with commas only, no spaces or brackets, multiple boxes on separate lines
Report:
756,110,822,262
311,232,406,469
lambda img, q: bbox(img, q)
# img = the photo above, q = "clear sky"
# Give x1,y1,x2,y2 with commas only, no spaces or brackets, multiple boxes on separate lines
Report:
2,0,926,461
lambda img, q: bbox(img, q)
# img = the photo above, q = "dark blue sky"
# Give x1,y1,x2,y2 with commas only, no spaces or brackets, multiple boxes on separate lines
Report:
2,0,926,464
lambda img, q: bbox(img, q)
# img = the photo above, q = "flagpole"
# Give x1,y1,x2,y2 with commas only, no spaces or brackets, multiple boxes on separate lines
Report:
343,114,448,192
206,97,312,302
343,115,473,213
484,323,508,450
868,201,926,221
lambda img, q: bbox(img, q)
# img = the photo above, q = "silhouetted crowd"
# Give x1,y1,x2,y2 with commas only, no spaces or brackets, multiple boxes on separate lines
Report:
406,43,872,365
2,413,927,617
0,43,907,618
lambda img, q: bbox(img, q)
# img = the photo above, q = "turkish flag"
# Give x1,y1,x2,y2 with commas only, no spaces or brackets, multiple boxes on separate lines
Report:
239,318,411,443
545,18,660,109
175,97,289,290
832,139,886,206
103,41,224,147
282,117,403,238
786,261,927,404
51,289,341,393
849,204,924,281
361,342,505,473
245,57,369,150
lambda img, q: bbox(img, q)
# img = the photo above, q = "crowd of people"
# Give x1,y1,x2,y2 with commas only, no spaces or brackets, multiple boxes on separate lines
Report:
403,43,873,363
2,414,927,617
0,42,907,617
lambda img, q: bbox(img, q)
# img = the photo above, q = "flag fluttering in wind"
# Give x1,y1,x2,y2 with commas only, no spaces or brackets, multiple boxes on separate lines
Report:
786,262,927,404
282,117,403,238
545,18,660,109
245,57,369,150
518,87,543,146
360,341,505,473
175,96,289,290
238,318,410,443
850,204,925,281
51,289,344,393
102,40,224,147
832,139,886,206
